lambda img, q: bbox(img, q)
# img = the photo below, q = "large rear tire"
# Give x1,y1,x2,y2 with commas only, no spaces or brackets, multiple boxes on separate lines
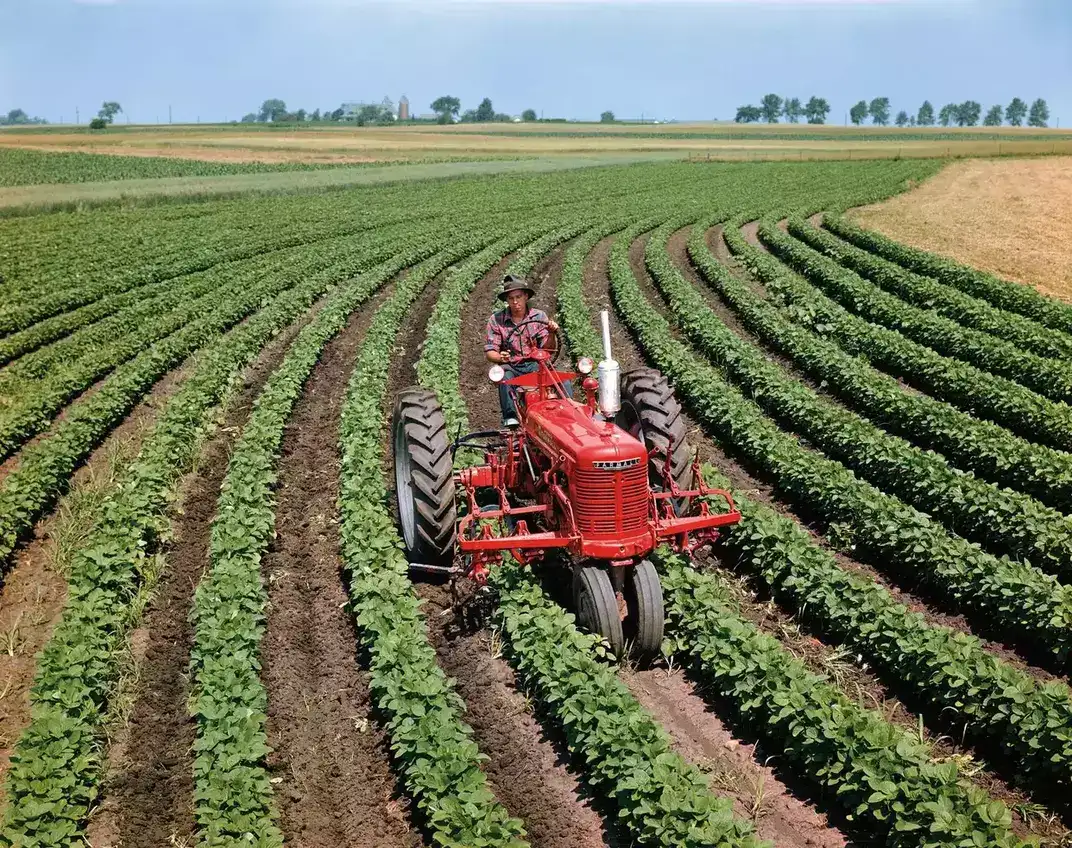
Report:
573,565,624,659
616,367,693,509
623,560,664,660
391,387,456,567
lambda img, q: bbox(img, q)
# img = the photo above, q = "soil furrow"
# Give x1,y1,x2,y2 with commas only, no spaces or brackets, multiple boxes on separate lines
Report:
259,277,422,848
86,298,322,848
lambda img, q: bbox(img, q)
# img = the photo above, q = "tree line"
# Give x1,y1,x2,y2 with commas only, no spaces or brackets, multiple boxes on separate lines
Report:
0,108,48,126
736,94,1051,128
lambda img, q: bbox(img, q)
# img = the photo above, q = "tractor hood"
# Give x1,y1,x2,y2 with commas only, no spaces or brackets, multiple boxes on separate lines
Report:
524,398,648,469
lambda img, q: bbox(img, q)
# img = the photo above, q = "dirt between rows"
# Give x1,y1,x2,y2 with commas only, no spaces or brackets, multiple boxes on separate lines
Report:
86,298,325,847
259,278,424,848
673,225,1069,839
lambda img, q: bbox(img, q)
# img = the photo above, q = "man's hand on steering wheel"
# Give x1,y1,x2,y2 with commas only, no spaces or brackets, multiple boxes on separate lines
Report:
502,316,562,364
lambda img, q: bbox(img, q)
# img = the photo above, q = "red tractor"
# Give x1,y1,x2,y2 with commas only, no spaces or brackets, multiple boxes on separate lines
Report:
392,311,740,658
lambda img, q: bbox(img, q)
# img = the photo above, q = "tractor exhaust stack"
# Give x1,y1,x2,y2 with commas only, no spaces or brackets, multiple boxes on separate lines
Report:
597,310,621,417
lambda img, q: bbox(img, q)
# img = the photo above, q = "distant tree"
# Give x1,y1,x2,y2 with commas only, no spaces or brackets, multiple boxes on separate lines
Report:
734,104,762,123
97,101,122,124
4,108,28,124
295,108,307,122
983,104,1003,126
782,97,803,123
868,97,891,125
938,103,957,127
1005,97,1027,126
381,96,395,118
459,109,478,123
600,110,615,123
89,117,107,130
521,108,537,122
849,100,869,125
259,99,287,122
311,108,321,122
908,115,917,127
895,110,909,127
431,95,461,124
474,97,495,122
956,100,981,127
916,100,935,126
760,93,783,123
1028,98,1050,128
803,96,830,125
240,113,257,123
330,107,345,122
354,103,388,126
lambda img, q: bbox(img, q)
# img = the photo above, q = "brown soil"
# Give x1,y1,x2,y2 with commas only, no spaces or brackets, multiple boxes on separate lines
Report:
850,158,1072,300
259,279,422,848
86,303,322,847
418,583,612,848
623,667,851,847
740,220,768,252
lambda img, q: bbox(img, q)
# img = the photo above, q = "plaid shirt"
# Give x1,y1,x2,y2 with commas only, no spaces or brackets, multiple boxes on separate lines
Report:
485,307,550,357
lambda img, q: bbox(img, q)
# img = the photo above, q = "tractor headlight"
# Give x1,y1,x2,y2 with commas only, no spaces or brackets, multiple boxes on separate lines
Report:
488,364,505,383
576,356,594,375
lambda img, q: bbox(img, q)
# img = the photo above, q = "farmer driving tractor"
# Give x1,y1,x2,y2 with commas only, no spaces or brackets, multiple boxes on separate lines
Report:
484,274,567,426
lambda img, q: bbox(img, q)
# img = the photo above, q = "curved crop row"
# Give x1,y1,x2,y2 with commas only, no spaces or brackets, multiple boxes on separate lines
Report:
759,220,1072,405
420,222,766,847
824,214,1072,336
0,242,434,847
338,238,530,847
659,554,1028,848
492,564,765,848
189,234,483,845
609,228,1072,668
0,233,410,572
689,221,1072,513
647,223,1072,579
790,216,1072,360
724,223,1072,453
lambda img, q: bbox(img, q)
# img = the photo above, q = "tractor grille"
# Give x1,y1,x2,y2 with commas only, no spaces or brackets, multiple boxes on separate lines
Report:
572,464,649,536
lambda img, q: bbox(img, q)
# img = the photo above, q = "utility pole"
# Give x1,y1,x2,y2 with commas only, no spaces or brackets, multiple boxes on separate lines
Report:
169,105,172,124
75,106,80,124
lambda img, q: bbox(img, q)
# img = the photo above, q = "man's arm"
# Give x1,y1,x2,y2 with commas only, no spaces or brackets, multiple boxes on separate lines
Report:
485,312,511,363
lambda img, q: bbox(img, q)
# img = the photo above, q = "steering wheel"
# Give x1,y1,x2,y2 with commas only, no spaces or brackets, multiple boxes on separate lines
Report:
501,316,563,366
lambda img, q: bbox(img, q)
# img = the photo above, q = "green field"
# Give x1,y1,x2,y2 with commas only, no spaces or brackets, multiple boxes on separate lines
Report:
0,156,1070,847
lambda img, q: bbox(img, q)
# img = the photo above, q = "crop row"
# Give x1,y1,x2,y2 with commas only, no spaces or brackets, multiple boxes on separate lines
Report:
419,217,769,846
338,234,533,846
824,213,1072,336
724,222,1072,453
689,220,1072,513
0,232,441,846
647,222,1072,580
658,553,1028,848
611,227,1072,668
789,216,1072,360
759,220,1072,406
0,231,412,574
189,231,487,844
558,224,1030,846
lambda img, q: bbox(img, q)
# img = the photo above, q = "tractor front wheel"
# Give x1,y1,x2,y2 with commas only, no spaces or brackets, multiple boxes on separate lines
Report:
391,387,456,569
573,565,624,658
623,560,664,659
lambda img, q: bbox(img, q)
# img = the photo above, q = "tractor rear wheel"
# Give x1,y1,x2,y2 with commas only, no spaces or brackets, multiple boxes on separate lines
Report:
573,565,624,658
623,560,664,659
391,387,456,568
616,367,693,511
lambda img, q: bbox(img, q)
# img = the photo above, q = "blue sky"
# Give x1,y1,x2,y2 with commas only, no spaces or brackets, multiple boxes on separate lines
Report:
1,0,1070,126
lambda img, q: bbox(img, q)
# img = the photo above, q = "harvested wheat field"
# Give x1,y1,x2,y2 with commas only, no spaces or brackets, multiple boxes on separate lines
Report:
851,156,1072,300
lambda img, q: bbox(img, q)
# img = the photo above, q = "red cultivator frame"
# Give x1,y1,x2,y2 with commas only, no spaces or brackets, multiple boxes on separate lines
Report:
392,310,740,658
